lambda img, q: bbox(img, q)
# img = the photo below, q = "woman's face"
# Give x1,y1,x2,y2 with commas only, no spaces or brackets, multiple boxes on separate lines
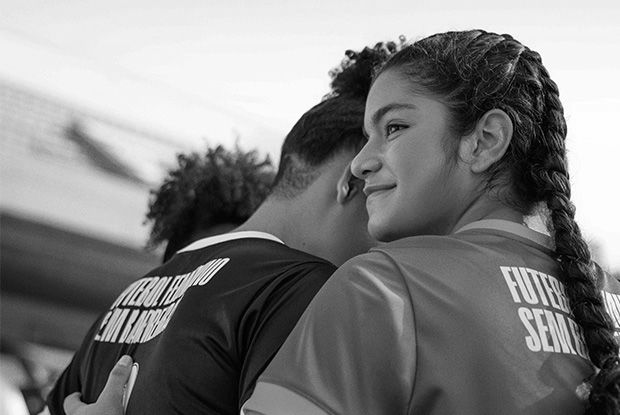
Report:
351,69,473,242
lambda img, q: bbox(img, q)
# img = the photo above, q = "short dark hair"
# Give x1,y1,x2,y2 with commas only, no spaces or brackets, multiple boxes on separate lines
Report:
271,41,401,198
270,96,366,198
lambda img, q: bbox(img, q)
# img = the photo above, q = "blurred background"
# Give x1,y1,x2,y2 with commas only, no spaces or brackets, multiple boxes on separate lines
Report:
1,1,619,413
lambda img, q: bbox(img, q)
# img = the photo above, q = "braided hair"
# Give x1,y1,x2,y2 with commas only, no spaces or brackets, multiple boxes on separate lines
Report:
145,145,274,261
271,40,400,198
377,30,619,414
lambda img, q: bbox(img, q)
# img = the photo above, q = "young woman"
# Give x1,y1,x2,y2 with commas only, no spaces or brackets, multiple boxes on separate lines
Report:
243,30,620,414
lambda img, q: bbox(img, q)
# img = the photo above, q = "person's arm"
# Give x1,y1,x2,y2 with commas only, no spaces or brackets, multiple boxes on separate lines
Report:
242,251,416,415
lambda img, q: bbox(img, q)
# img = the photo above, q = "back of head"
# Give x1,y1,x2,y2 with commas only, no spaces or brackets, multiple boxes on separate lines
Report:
378,30,619,413
271,41,402,198
145,145,275,261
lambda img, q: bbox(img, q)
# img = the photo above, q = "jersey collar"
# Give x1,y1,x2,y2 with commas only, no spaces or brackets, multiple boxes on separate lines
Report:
177,231,285,254
454,219,553,250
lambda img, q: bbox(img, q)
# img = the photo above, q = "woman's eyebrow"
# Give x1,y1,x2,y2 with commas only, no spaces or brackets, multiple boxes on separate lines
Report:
370,103,418,126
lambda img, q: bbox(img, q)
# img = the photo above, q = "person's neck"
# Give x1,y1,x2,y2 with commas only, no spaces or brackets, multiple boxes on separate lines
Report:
234,196,327,259
233,198,291,240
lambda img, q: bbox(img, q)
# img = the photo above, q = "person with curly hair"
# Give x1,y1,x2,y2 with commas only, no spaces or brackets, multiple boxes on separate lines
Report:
145,145,275,262
243,30,620,415
48,40,400,415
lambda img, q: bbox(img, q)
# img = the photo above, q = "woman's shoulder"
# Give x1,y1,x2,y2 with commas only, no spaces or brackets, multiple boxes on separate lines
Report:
369,234,477,261
334,235,463,285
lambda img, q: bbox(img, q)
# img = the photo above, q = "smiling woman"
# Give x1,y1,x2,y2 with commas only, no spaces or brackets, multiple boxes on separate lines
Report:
243,30,620,415
356,73,475,240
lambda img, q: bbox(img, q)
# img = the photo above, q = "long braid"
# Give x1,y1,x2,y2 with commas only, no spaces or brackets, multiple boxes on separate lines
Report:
493,40,620,415
531,56,620,414
505,45,620,415
527,50,617,361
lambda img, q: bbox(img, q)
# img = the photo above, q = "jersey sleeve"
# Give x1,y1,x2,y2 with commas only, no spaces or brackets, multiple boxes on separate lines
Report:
237,261,335,408
46,315,103,415
241,251,416,415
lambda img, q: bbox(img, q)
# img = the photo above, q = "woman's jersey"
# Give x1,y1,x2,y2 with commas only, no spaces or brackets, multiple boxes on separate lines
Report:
243,220,616,415
47,231,335,415
599,266,620,345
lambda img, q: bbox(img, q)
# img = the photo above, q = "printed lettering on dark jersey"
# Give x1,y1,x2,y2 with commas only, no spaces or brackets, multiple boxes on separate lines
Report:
94,258,230,344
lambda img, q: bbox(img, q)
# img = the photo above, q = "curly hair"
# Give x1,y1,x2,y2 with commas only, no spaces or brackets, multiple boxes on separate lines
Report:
271,40,401,198
145,145,274,261
378,30,620,414
327,37,405,100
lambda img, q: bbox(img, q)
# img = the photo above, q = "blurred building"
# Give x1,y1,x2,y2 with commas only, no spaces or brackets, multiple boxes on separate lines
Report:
0,80,196,412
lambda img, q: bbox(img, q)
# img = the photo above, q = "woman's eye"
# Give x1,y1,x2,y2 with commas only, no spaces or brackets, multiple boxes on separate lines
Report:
385,124,406,137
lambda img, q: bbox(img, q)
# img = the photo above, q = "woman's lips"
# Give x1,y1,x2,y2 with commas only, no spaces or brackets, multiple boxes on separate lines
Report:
363,183,396,197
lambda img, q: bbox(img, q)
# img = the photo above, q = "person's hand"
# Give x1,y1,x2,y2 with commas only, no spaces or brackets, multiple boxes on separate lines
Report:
63,355,133,415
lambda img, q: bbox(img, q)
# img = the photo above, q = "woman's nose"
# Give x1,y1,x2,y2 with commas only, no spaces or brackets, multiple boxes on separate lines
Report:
351,143,382,179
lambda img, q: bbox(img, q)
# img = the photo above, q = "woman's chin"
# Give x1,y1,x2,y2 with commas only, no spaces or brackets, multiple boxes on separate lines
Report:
368,222,401,244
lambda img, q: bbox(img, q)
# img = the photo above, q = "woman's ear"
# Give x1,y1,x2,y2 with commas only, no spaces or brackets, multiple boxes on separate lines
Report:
460,109,513,173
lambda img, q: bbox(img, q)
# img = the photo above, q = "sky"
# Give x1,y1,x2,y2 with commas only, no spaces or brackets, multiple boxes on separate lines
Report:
1,0,619,270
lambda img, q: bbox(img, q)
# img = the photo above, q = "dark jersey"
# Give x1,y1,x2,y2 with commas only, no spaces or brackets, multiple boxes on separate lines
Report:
47,231,335,414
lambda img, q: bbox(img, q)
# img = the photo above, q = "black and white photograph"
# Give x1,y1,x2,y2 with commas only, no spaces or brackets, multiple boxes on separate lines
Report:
1,1,619,414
